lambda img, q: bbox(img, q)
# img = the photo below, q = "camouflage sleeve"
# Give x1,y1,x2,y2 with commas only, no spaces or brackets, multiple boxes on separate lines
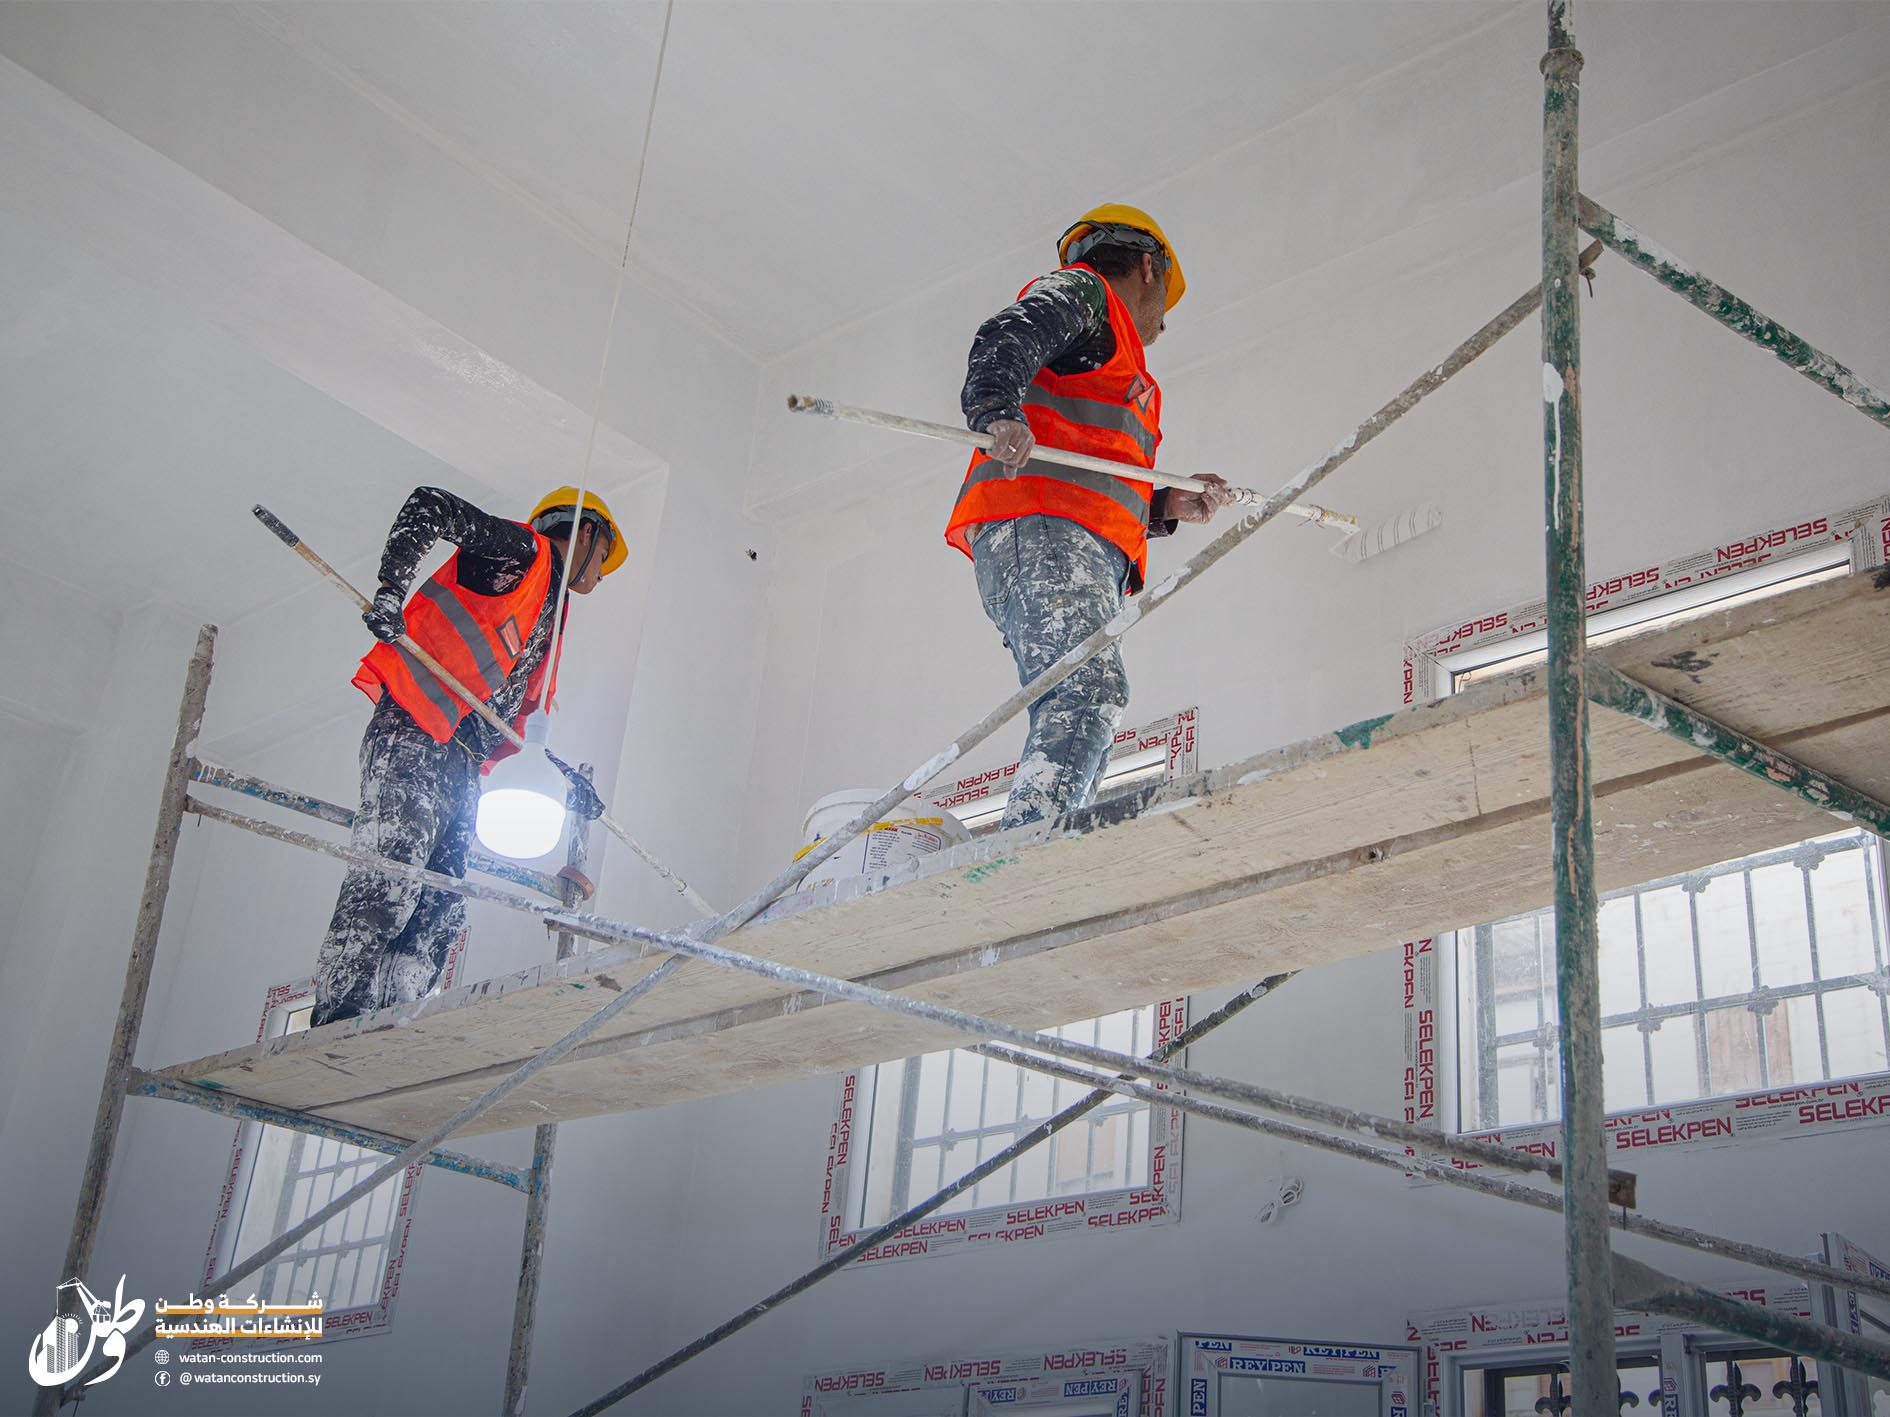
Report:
376,486,538,593
961,269,1112,433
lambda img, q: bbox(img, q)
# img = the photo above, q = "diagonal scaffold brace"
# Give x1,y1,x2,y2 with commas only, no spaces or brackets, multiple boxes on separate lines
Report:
176,792,1890,1321
709,244,1602,955
70,232,1599,1408
134,780,1890,1402
565,975,1298,1415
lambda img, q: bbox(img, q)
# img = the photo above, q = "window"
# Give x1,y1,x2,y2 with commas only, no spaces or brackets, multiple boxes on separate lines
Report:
1179,1333,1421,1417
1461,1358,1661,1417
818,1001,1187,1265
843,1007,1159,1230
201,976,438,1340
1698,1351,1825,1417
813,716,1200,1264
1434,550,1890,1132
803,1340,1169,1416
928,708,1197,836
1456,831,1890,1130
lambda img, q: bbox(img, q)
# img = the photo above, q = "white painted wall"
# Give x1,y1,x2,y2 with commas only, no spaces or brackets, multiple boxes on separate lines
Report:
3,5,1889,1416
0,8,766,1411
615,15,1890,1415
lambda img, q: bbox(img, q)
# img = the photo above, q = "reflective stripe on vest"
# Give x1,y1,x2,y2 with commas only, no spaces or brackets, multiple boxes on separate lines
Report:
953,454,1149,524
414,580,505,691
944,263,1161,591
392,642,467,728
351,527,557,744
1020,386,1158,459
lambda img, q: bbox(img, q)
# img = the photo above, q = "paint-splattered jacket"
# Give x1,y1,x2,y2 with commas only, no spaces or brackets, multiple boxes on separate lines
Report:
374,486,564,761
961,267,1179,538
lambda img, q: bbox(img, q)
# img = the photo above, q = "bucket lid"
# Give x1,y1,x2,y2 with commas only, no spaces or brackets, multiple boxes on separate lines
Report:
802,788,935,840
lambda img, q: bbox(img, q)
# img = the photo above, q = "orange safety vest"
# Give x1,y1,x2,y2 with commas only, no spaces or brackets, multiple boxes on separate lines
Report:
944,263,1163,591
352,526,563,752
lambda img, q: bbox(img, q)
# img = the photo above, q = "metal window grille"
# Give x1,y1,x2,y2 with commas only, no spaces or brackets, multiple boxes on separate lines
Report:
1456,831,1890,1131
223,1001,407,1311
1461,1357,1662,1417
845,1006,1156,1229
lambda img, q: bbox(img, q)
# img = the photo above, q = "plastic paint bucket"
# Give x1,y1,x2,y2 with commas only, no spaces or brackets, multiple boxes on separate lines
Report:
795,789,970,891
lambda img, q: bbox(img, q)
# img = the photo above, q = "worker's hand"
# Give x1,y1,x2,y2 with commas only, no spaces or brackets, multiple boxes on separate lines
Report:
1166,473,1238,524
983,418,1035,476
363,583,407,642
545,749,606,822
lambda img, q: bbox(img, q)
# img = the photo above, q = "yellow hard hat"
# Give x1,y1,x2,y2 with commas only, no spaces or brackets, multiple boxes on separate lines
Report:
529,486,627,576
1057,203,1186,311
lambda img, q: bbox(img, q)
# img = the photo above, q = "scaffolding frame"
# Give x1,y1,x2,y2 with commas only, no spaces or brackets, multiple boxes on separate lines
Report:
38,5,1890,1411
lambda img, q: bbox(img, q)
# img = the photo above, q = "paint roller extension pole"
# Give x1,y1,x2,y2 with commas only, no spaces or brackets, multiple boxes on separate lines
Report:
249,505,715,917
784,393,1357,529
727,258,1580,951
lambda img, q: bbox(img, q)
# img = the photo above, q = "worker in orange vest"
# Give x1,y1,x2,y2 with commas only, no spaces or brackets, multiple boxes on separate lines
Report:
311,485,625,1026
945,205,1234,829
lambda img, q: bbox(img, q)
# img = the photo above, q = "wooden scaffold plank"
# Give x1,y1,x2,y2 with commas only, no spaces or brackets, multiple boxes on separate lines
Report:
156,569,1890,1140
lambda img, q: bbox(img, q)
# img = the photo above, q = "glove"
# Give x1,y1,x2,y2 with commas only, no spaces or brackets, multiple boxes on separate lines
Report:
363,583,407,643
545,749,605,822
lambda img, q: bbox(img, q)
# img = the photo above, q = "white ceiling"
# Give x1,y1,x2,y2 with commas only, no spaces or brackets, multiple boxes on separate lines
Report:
1,1,1884,638
7,2,1519,363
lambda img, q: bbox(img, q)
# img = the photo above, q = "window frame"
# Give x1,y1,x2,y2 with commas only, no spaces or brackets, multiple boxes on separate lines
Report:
1176,1332,1421,1417
802,1340,1171,1417
197,936,464,1343
1410,1285,1836,1417
814,712,1201,1268
926,708,1198,834
815,998,1187,1267
1397,510,1890,1155
1455,831,1890,1131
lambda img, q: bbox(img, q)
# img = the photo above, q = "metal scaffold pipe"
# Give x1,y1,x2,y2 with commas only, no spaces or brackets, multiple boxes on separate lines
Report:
566,977,1295,1415
968,1047,1890,1381
123,1070,528,1191
1588,663,1890,838
190,757,564,899
182,795,1618,1195
1577,195,1890,432
784,393,1359,529
1540,0,1616,1400
714,265,1563,955
35,626,216,1417
506,790,596,1417
249,505,716,918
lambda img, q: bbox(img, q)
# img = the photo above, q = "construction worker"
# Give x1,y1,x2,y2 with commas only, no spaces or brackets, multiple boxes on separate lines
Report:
944,205,1235,829
310,485,624,1026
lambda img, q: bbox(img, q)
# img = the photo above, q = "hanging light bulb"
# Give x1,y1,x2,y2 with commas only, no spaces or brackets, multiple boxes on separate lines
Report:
475,717,566,860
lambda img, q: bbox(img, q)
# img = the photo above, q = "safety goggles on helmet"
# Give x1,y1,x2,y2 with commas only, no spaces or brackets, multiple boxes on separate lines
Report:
1058,221,1168,274
532,507,616,567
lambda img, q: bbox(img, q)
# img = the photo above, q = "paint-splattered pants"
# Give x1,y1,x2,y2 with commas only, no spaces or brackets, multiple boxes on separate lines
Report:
972,515,1131,830
312,707,476,1026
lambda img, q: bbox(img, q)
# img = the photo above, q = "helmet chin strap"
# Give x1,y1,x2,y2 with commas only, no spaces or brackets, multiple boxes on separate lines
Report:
572,523,603,584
